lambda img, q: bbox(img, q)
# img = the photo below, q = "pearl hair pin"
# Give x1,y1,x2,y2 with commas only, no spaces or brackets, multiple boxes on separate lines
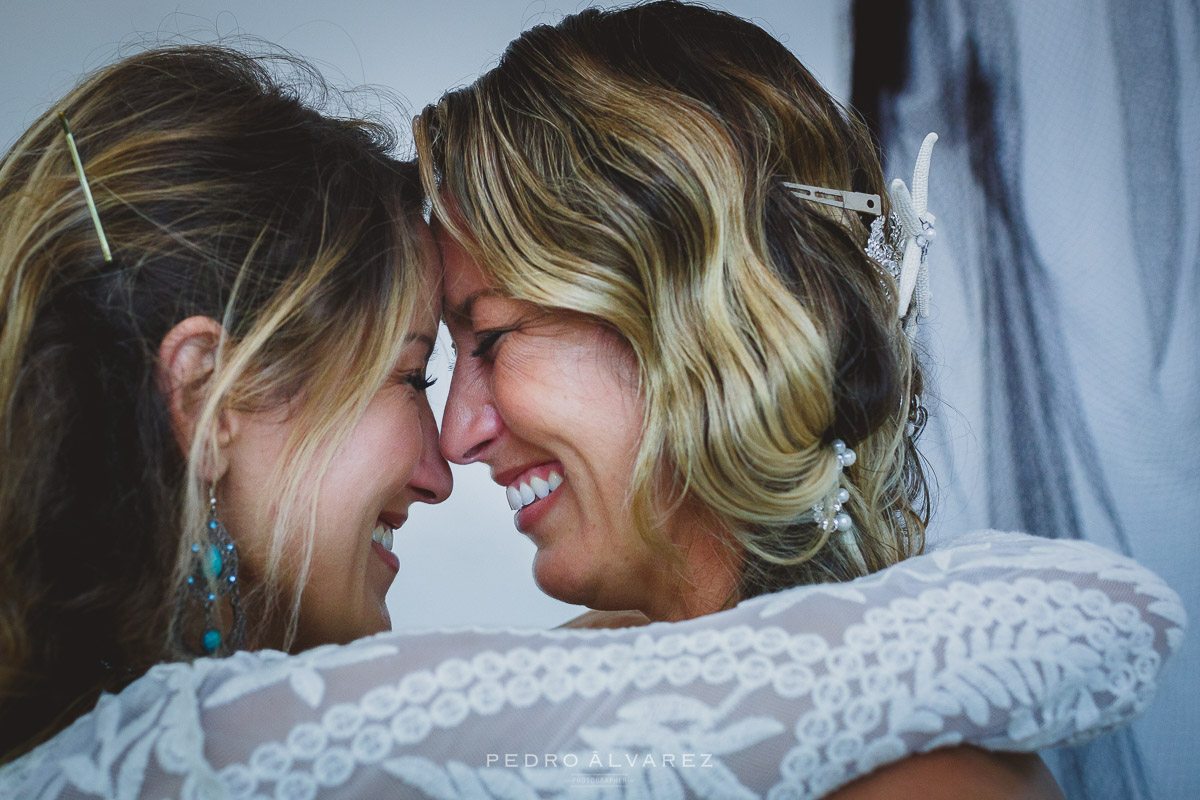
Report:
811,439,856,534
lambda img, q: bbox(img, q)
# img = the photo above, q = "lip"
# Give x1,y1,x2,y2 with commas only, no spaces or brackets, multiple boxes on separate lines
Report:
371,539,400,573
378,512,407,530
370,514,405,574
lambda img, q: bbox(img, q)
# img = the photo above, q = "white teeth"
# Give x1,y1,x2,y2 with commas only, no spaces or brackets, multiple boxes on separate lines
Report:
505,470,566,510
372,522,395,552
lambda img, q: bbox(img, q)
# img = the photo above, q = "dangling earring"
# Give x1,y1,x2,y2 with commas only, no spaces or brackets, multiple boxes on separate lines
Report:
177,484,246,655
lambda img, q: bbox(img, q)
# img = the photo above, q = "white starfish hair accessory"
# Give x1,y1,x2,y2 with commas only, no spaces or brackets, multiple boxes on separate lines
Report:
787,131,940,332
883,131,938,328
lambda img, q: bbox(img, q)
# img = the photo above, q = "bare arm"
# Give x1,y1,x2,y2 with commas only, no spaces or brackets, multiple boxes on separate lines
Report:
828,747,1065,800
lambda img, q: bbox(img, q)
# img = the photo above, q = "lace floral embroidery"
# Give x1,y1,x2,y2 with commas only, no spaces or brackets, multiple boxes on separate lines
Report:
0,532,1184,800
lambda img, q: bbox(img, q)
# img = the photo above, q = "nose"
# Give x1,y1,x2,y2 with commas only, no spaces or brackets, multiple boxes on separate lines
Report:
439,357,503,465
410,399,452,504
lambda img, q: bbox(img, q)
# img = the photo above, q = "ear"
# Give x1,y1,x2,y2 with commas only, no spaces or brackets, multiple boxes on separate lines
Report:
157,315,235,482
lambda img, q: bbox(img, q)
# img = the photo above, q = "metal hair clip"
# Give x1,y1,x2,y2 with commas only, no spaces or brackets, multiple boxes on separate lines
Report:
784,131,939,329
782,182,882,216
58,112,113,263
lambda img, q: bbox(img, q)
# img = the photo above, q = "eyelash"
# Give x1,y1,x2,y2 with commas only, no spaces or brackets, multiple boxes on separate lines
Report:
470,328,511,359
398,372,437,392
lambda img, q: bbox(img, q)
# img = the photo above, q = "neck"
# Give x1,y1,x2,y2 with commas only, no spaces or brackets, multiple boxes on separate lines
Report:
643,524,742,622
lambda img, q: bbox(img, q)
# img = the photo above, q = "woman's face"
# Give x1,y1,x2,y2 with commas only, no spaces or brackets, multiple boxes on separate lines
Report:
438,229,723,617
222,226,452,650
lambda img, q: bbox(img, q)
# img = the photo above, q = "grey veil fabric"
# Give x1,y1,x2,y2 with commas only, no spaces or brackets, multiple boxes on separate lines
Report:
853,1,1200,797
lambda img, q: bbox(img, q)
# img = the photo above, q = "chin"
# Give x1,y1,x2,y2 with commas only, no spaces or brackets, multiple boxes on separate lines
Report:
356,600,392,639
531,551,594,607
532,550,633,610
375,603,392,633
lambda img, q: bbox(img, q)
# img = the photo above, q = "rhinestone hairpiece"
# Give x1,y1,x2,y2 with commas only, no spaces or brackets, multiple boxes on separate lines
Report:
787,131,939,332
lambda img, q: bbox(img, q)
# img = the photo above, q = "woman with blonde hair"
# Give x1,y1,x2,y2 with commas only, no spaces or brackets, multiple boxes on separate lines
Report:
418,0,925,632
0,44,454,763
0,33,1181,800
414,1,1181,795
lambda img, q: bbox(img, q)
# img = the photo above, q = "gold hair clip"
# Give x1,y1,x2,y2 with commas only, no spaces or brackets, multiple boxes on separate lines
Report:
58,112,113,263
783,182,882,216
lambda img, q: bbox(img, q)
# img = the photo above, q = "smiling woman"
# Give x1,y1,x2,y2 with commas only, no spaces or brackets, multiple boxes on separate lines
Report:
413,1,1154,795
439,229,738,618
420,0,922,621
0,44,451,761
184,290,450,650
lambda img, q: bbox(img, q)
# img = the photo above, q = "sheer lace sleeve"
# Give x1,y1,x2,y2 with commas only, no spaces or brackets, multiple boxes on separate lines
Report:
2,531,1185,799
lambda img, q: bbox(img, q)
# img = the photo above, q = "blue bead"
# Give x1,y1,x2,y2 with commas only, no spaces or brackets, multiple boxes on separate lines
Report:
207,593,215,601
203,629,221,652
209,520,218,530
186,576,194,585
229,575,236,583
191,543,200,553
226,543,234,551
203,545,223,581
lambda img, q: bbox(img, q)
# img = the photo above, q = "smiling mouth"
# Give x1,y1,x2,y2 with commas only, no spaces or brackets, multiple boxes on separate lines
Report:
506,469,565,510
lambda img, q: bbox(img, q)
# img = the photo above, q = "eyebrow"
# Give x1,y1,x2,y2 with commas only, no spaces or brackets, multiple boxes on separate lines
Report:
444,288,500,325
406,333,436,361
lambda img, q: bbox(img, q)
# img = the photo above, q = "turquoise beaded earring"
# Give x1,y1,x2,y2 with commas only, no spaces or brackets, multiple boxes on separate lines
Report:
176,484,246,655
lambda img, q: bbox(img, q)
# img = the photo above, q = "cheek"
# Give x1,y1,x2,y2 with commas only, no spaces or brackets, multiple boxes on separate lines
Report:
489,349,564,437
346,412,422,491
493,330,642,433
315,406,421,525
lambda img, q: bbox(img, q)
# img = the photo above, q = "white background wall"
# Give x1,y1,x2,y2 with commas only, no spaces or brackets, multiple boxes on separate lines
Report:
1,0,851,632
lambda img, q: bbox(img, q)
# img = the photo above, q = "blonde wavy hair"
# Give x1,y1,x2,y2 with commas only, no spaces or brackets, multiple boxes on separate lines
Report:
416,1,928,601
0,46,427,762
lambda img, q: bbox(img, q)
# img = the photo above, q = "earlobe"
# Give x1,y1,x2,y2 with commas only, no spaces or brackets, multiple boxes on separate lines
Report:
157,315,232,480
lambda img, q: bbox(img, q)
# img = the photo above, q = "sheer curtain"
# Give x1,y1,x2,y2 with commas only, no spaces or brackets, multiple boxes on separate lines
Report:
853,1,1200,797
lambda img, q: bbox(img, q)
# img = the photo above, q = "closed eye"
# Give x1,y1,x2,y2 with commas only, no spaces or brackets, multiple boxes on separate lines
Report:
395,371,437,392
470,328,512,359
407,374,437,392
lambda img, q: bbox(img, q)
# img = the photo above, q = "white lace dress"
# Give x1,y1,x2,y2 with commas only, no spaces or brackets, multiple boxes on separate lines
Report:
1,531,1186,800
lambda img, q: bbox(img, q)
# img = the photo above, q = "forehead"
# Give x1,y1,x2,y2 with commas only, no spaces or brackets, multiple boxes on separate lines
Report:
434,222,492,318
411,219,441,281
369,218,437,341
